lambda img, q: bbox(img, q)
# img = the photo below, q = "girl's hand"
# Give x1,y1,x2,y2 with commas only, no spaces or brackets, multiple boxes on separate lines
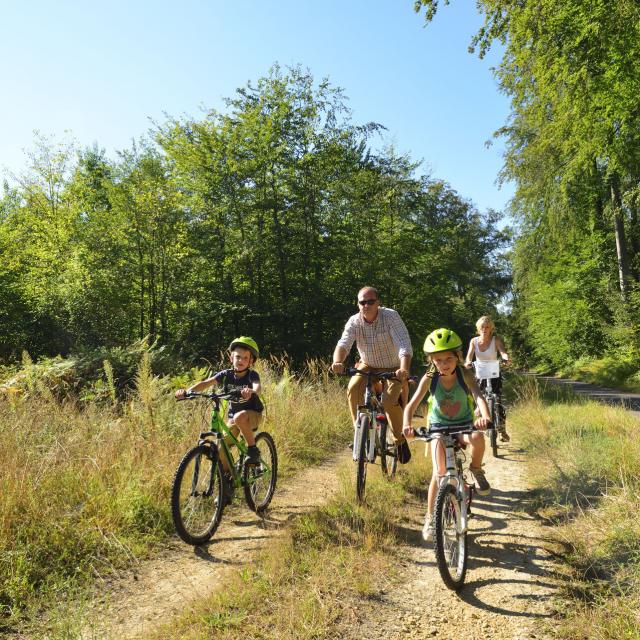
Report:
474,416,492,430
403,424,415,438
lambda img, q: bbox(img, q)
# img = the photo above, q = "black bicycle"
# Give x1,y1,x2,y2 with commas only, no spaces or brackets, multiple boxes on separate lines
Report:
472,360,505,457
340,369,403,501
172,390,277,545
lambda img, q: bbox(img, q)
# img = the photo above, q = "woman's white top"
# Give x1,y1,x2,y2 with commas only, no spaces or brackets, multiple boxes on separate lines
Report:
474,336,497,361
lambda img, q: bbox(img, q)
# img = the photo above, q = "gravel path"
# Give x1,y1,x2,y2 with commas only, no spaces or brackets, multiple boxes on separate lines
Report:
335,434,562,640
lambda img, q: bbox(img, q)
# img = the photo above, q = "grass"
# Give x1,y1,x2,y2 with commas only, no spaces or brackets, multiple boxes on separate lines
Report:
0,356,350,633
508,376,640,639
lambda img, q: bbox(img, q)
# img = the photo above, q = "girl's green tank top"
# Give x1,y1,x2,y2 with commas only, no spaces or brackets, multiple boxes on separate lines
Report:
428,373,474,425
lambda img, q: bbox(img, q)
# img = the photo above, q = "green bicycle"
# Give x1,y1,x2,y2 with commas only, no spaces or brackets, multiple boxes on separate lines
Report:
172,389,277,545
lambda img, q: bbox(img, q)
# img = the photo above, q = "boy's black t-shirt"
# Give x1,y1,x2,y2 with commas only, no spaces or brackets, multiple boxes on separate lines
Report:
213,368,264,417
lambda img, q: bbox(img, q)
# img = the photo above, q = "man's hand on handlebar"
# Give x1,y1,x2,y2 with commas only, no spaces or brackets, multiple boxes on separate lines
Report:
403,424,415,438
175,388,189,400
331,362,345,374
395,368,409,381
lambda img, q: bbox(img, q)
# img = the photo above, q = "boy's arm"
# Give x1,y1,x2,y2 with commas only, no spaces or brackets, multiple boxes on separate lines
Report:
188,376,218,393
175,376,218,400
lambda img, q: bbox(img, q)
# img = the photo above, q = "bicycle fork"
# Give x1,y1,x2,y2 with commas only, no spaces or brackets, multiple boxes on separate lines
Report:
441,446,470,534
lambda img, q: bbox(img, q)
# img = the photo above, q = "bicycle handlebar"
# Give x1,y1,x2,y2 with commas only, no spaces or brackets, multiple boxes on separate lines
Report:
176,389,242,402
335,368,419,383
412,421,487,442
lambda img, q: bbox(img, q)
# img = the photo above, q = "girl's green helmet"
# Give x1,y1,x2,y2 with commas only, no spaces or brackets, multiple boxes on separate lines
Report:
228,336,259,360
423,328,463,354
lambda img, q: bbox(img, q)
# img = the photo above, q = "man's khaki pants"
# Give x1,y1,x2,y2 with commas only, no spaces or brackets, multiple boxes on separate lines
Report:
347,364,405,443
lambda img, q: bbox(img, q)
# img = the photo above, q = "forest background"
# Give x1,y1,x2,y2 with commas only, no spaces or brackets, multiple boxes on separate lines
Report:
2,0,640,390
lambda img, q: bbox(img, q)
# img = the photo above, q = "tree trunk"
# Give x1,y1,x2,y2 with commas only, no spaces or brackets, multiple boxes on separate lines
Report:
610,176,629,298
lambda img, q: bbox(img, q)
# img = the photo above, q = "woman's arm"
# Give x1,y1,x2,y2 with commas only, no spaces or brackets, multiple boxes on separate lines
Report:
465,338,475,368
495,336,510,362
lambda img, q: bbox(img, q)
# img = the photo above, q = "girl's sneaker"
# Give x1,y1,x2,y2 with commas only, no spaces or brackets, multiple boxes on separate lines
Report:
469,465,491,495
422,515,435,543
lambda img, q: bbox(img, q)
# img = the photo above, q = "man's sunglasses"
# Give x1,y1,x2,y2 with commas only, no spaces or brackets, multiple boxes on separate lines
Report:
358,298,378,306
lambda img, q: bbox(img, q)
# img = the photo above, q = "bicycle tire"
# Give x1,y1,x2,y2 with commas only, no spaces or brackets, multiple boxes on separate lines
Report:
243,432,278,513
488,395,498,457
434,482,468,590
379,420,398,477
171,444,225,545
356,414,369,502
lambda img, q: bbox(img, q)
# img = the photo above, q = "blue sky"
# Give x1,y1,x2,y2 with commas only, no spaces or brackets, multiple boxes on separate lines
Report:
0,0,513,213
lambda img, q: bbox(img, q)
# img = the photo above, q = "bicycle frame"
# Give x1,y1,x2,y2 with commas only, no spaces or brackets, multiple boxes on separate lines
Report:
427,428,473,535
189,392,270,489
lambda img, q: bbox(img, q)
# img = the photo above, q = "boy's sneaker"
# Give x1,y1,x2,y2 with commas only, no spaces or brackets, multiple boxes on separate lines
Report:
499,429,510,442
469,465,491,496
221,473,235,506
422,515,435,543
245,445,261,466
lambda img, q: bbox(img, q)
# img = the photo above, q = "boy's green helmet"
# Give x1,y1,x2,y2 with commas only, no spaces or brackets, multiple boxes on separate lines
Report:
228,336,259,360
424,328,463,354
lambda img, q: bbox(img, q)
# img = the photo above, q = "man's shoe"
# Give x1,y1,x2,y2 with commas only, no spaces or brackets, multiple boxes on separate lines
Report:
397,440,411,464
469,465,491,496
422,515,435,543
245,445,261,466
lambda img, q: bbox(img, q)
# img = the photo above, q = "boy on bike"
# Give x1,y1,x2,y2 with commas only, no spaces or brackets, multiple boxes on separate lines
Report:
175,336,264,466
331,286,413,464
403,328,492,542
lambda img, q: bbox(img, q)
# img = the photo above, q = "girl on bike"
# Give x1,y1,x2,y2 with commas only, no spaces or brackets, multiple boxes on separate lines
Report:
403,328,492,542
465,315,510,441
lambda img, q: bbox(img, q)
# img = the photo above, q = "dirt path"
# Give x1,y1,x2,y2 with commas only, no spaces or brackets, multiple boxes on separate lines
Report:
337,434,562,640
81,456,347,639
80,434,563,639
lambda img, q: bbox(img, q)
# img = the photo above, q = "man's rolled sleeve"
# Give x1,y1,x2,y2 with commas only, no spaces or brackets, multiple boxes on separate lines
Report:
336,316,357,353
388,310,413,360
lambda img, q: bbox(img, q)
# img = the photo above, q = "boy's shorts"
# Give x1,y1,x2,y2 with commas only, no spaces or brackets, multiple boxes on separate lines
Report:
228,410,263,431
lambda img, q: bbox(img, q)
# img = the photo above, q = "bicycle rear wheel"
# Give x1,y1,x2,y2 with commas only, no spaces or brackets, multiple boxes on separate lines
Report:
434,483,468,590
171,444,225,545
379,420,398,477
243,432,278,513
355,414,369,502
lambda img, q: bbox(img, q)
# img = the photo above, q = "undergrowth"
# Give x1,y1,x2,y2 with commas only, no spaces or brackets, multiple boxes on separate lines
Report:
0,354,349,632
510,377,640,639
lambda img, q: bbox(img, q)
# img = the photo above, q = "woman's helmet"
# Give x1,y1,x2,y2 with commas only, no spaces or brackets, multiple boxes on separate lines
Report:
228,336,259,360
423,328,463,354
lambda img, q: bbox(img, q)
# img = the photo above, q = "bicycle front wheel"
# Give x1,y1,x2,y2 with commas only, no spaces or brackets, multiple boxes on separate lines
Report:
434,482,468,590
379,420,398,477
243,432,278,513
356,414,369,502
171,444,225,545
488,395,499,457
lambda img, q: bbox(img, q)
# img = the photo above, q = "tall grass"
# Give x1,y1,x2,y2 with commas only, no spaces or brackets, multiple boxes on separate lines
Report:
0,357,350,629
509,377,640,638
